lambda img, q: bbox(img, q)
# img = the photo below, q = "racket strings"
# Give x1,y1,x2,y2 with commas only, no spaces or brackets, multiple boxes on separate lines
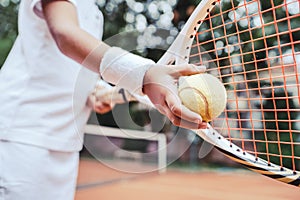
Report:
192,0,300,171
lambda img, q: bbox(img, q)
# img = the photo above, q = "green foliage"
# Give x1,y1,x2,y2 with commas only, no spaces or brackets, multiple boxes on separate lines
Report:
196,0,300,80
0,1,18,68
96,0,128,40
255,89,299,170
0,38,14,65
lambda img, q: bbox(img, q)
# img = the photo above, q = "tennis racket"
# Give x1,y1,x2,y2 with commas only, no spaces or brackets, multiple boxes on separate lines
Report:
97,0,300,187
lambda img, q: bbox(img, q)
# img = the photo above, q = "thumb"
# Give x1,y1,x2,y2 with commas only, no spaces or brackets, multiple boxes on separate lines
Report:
169,64,206,77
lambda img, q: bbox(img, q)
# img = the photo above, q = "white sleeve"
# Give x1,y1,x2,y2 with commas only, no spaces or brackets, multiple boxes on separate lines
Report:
30,0,78,19
100,47,155,96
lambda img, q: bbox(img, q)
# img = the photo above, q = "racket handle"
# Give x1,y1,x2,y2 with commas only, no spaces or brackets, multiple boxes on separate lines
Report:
116,88,155,108
95,84,154,108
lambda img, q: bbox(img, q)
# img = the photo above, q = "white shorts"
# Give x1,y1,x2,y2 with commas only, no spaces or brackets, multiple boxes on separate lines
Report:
0,140,79,200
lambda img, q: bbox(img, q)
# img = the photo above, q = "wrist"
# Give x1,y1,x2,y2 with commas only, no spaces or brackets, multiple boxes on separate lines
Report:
99,47,155,96
142,64,156,95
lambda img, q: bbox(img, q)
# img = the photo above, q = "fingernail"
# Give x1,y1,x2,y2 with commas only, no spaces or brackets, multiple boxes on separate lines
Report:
194,118,203,124
198,123,208,129
194,65,206,72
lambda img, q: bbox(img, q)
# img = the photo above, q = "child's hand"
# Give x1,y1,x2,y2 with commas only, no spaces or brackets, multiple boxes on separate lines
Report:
88,80,115,114
88,94,113,114
143,64,207,130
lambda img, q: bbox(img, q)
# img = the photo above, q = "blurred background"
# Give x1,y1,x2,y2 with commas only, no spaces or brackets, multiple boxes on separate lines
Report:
0,0,231,170
1,0,299,171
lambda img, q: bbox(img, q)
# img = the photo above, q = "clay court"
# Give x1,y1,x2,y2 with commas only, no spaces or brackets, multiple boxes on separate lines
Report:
75,159,300,200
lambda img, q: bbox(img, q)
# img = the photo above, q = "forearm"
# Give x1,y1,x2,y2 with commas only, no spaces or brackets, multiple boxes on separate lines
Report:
54,27,110,73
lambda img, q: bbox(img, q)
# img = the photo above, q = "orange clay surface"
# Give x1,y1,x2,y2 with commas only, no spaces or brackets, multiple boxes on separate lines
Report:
75,159,300,200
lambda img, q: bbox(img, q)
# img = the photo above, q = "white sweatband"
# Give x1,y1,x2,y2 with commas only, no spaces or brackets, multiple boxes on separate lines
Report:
99,47,155,96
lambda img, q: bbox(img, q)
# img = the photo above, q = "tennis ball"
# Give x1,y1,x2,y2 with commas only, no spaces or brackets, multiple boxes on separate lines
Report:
178,73,227,122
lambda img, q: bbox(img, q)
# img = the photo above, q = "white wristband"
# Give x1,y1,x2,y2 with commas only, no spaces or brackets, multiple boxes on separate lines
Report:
99,47,155,96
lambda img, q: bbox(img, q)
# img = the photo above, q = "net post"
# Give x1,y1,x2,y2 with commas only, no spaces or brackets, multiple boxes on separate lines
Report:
157,134,167,174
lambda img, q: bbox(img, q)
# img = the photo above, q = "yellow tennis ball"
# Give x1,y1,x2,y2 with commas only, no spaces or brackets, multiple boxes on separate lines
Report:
178,73,227,122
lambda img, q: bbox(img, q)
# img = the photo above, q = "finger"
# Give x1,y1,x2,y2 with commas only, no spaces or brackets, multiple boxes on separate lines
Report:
94,102,113,114
95,107,111,114
95,89,119,104
173,118,208,130
87,95,96,109
165,92,204,124
168,114,207,129
170,116,207,129
168,64,206,77
155,103,207,129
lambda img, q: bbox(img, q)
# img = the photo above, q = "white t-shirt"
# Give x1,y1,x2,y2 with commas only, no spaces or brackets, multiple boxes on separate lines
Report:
0,0,103,152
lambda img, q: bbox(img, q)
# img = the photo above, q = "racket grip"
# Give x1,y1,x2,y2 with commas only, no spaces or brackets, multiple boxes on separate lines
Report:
115,88,155,108
96,88,132,104
95,86,154,108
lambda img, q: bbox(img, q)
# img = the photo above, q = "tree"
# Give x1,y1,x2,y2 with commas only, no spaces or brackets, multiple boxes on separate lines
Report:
0,0,18,67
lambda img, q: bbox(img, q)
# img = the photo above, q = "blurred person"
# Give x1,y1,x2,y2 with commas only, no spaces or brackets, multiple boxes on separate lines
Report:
0,0,207,199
